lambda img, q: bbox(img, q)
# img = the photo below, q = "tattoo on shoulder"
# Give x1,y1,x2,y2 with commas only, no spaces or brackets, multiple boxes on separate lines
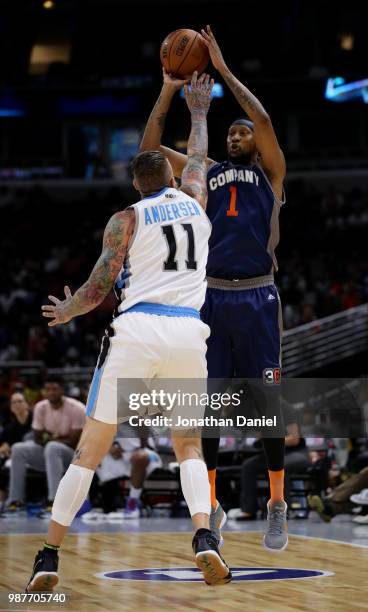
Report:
104,209,135,252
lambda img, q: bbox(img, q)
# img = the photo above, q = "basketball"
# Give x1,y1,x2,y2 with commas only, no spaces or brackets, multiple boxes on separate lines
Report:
160,29,210,79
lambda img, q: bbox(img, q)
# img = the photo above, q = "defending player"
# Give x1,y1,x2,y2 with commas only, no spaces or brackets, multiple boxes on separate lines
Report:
26,72,232,591
140,26,287,552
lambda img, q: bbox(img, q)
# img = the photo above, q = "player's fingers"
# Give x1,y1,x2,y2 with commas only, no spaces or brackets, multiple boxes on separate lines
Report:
191,71,198,88
200,29,210,43
199,74,207,90
209,78,215,94
197,73,206,88
48,320,58,327
42,311,56,318
42,304,56,312
64,285,72,299
206,25,214,38
48,295,60,304
203,74,210,89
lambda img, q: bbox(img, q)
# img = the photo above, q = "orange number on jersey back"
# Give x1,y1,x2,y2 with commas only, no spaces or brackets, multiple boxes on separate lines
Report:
226,185,239,217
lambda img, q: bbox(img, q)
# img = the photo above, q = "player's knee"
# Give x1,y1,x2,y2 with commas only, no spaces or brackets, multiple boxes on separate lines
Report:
44,440,60,455
11,442,26,456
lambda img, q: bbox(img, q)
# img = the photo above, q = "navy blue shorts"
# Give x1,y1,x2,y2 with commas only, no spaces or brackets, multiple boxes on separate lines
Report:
200,284,282,379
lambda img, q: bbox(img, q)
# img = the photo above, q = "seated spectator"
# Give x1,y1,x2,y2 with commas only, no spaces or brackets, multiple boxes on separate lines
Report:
84,427,162,521
5,375,85,515
0,392,32,511
308,466,368,524
347,438,368,473
230,404,310,520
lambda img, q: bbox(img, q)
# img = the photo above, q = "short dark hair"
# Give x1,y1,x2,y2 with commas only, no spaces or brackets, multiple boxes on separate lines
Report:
131,150,171,194
44,374,64,387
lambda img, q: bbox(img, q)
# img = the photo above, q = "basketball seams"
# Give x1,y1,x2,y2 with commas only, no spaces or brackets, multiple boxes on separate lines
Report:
174,32,198,77
163,30,184,75
161,29,209,78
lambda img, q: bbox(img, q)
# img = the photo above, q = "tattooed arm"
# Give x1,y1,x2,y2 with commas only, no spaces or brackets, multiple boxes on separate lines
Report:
41,209,135,326
180,72,214,210
140,69,215,178
201,26,286,196
139,70,189,177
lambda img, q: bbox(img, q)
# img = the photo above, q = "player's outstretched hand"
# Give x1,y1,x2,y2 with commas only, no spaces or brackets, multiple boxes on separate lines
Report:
184,71,214,115
200,25,227,73
41,285,74,327
162,67,189,91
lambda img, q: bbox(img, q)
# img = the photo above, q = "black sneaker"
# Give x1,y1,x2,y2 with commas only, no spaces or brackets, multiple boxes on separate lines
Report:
26,550,59,592
192,528,232,586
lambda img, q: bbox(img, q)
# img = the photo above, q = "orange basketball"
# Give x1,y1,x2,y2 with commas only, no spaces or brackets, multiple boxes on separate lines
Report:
160,29,209,79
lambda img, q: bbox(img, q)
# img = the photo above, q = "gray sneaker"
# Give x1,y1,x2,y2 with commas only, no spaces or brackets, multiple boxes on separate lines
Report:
210,501,227,548
263,501,288,552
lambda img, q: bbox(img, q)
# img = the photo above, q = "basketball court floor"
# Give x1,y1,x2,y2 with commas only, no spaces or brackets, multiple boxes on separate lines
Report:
1,515,367,611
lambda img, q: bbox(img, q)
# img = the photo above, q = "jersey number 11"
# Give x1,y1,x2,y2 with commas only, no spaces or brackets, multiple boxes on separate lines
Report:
161,223,197,271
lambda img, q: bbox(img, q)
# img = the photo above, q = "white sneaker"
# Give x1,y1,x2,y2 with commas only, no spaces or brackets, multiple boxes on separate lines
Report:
350,489,368,506
227,507,243,519
352,514,368,524
81,509,106,523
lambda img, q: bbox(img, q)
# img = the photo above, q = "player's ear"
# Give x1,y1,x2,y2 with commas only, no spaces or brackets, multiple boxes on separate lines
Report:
132,178,139,192
169,176,177,188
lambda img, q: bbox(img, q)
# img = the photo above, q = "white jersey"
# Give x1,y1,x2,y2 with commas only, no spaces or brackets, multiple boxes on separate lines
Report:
115,187,211,313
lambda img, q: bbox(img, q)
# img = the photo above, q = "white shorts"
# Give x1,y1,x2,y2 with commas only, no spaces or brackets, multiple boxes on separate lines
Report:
96,447,162,484
86,311,210,425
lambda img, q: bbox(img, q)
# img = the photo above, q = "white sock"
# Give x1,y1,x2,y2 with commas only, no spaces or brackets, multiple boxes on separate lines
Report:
129,486,142,500
52,464,94,526
180,459,211,517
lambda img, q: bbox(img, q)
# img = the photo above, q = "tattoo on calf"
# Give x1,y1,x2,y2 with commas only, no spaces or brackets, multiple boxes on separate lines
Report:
193,447,203,460
73,448,82,462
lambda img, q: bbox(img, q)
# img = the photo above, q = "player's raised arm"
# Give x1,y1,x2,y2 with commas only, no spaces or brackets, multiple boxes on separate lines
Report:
180,71,214,210
139,69,189,177
201,25,286,193
41,210,135,326
140,69,215,178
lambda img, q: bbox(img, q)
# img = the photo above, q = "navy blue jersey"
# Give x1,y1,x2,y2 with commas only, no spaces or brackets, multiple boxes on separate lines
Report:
206,161,284,279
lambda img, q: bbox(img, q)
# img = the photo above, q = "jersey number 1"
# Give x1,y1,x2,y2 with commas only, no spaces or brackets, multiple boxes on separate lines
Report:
161,223,197,271
226,185,239,217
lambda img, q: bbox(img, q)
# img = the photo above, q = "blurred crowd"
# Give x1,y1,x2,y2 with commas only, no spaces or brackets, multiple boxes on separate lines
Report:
0,378,367,524
0,182,367,368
